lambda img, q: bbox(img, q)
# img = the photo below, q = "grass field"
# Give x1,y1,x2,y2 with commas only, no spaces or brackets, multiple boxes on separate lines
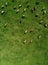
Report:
0,0,48,65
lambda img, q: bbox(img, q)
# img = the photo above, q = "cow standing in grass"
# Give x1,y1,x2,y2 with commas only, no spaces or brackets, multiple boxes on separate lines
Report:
1,11,5,15
13,6,16,9
1,5,5,9
19,4,22,8
5,2,8,7
4,23,7,28
23,40,27,44
44,24,48,28
24,30,28,34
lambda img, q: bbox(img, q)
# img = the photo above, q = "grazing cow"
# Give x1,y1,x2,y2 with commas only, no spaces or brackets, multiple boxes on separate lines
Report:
1,5,5,9
23,40,27,44
44,23,48,28
22,15,25,18
5,2,8,7
41,7,45,11
23,8,27,12
38,35,41,39
19,4,22,8
43,10,47,15
4,23,7,28
31,7,36,13
13,6,16,9
24,30,28,34
33,7,36,11
16,9,19,13
41,7,47,15
1,11,5,15
30,40,33,43
29,29,33,33
35,14,39,17
27,3,30,8
39,20,43,24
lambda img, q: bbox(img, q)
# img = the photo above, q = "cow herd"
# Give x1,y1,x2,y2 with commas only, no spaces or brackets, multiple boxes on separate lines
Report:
0,0,48,44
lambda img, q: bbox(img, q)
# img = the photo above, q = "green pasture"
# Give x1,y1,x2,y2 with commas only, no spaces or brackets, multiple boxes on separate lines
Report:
0,0,48,65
